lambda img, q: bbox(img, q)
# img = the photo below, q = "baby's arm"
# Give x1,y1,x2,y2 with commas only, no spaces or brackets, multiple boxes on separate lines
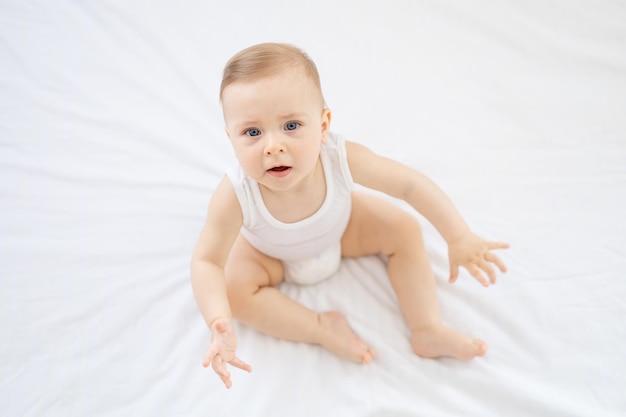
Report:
346,141,508,286
191,176,251,388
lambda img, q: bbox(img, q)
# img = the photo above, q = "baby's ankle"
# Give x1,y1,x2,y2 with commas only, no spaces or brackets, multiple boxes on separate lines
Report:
410,321,442,335
314,311,331,344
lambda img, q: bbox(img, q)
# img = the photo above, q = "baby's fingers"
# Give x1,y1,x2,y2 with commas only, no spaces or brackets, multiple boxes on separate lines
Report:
228,356,252,373
211,355,233,389
480,260,497,284
202,346,217,368
449,264,460,284
488,241,510,251
468,264,490,287
485,251,508,273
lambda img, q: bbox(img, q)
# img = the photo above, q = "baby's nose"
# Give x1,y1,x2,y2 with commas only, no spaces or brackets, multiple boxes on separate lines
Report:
264,135,286,155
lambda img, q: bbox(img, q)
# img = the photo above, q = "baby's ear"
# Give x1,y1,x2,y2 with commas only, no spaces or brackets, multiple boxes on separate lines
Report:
321,108,332,142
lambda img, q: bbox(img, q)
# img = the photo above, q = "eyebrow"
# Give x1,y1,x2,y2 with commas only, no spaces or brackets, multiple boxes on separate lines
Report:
231,112,309,129
278,112,308,120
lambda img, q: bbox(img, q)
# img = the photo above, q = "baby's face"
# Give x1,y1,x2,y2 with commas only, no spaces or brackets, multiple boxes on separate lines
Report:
222,70,330,192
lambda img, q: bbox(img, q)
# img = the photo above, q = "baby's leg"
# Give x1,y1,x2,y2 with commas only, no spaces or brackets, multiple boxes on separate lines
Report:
341,192,486,360
224,234,374,364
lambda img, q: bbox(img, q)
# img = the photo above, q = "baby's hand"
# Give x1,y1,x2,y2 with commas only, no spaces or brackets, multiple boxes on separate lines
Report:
448,233,509,287
203,317,251,389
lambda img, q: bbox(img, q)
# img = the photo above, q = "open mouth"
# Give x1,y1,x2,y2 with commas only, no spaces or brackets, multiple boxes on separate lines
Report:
267,165,292,177
268,166,290,172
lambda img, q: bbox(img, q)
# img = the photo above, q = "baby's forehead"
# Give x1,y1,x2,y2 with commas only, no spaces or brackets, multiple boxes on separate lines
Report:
245,67,316,88
224,70,323,102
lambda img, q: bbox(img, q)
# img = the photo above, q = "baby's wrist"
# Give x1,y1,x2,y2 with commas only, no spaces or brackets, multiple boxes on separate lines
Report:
446,230,471,246
209,315,232,331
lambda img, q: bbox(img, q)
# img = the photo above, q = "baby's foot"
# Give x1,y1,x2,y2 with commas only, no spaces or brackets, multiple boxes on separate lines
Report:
411,324,487,360
317,311,375,364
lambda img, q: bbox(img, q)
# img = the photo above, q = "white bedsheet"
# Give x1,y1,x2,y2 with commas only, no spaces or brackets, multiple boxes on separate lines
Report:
1,1,625,416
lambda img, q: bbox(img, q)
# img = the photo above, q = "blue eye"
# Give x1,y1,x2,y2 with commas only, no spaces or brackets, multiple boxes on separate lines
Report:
285,122,300,131
245,128,261,137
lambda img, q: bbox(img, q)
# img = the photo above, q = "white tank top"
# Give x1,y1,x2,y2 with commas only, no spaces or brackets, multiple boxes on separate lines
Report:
226,132,353,262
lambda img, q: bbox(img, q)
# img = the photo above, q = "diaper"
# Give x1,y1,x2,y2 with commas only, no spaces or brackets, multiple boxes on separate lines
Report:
283,241,342,285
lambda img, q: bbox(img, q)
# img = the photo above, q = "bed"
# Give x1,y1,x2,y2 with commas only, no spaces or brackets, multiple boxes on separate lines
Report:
1,1,625,416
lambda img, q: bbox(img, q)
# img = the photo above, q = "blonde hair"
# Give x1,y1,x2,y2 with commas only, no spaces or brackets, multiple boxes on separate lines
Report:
220,43,324,104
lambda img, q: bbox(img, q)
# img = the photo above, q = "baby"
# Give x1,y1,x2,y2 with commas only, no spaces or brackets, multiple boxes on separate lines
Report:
191,43,509,388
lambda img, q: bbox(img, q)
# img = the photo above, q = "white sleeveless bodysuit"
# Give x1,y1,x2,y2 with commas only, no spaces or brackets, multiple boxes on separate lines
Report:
226,132,353,285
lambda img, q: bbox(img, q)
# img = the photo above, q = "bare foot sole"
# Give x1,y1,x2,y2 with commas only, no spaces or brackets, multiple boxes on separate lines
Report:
318,311,375,364
411,325,487,360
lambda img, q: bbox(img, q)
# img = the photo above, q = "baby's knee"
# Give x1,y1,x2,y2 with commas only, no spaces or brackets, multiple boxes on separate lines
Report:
224,259,275,316
391,210,422,238
389,212,427,256
224,263,252,312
